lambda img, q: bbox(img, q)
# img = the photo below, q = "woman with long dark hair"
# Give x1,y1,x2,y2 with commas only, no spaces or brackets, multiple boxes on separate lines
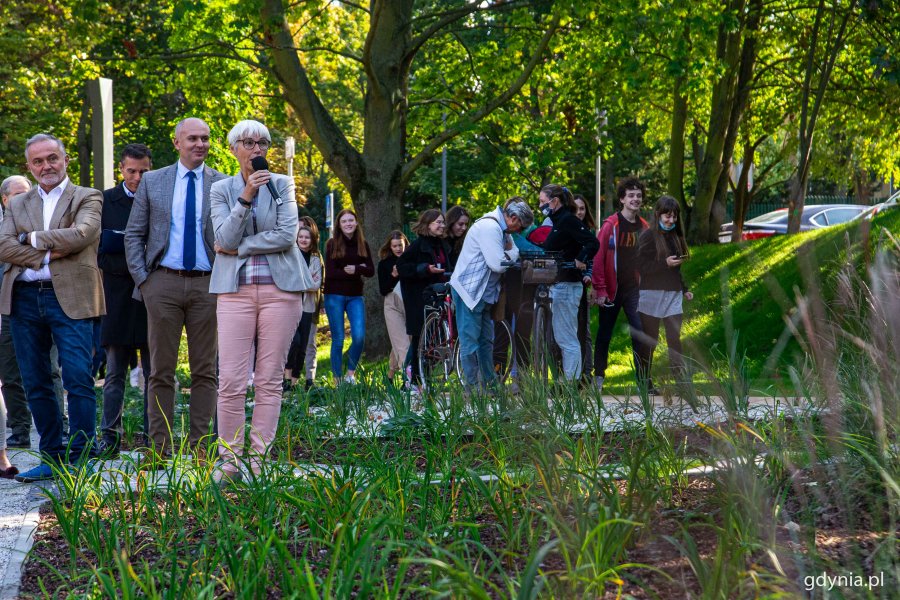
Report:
573,193,596,382
636,195,693,393
397,209,453,388
323,209,374,385
445,205,470,264
537,184,599,381
378,230,411,383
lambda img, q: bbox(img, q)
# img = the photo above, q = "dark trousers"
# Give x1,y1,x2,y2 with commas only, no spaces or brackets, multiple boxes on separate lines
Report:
492,268,535,375
10,285,96,464
593,287,643,379
0,313,29,437
142,269,218,453
285,311,314,379
636,312,685,385
101,344,150,447
577,285,593,379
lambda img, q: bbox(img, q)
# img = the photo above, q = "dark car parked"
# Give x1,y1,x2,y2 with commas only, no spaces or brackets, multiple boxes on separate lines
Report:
719,204,869,243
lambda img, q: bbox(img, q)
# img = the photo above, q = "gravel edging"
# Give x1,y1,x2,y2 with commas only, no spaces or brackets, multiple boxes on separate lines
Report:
0,494,45,600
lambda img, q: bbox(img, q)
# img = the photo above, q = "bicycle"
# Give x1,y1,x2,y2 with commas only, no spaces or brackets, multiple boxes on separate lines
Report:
516,251,576,382
417,282,513,391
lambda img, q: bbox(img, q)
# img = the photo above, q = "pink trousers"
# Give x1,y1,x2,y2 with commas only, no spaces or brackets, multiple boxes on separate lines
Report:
216,284,301,473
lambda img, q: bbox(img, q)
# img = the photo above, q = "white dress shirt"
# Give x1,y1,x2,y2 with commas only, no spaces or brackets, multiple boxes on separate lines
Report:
160,161,211,271
17,176,69,282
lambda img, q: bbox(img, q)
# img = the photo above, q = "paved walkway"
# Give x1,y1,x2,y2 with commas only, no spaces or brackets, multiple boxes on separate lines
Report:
0,394,814,598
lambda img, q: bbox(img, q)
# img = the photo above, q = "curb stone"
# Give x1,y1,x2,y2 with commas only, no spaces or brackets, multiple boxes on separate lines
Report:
0,490,46,600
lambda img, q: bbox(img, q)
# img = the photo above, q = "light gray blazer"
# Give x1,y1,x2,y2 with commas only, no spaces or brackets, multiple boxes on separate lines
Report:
208,172,311,294
125,162,227,298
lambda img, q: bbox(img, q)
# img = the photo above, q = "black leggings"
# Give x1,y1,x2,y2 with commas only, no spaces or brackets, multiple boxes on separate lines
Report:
635,312,684,384
286,311,314,379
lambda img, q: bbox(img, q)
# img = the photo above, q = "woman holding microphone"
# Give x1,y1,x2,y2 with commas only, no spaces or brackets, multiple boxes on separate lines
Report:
209,119,311,483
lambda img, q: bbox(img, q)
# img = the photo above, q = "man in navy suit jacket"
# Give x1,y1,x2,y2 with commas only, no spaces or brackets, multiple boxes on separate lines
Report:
98,143,152,457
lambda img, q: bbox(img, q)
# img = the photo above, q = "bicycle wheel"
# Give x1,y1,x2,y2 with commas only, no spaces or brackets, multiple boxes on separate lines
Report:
419,311,453,391
532,304,550,382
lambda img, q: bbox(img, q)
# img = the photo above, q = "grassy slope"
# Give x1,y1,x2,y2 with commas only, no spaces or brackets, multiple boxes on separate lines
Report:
601,209,900,392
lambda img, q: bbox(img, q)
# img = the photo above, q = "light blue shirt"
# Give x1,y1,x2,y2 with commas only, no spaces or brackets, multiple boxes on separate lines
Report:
160,161,211,271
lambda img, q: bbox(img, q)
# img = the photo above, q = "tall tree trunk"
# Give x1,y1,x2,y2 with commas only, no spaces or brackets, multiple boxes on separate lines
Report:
787,0,852,233
853,167,872,205
259,0,558,356
731,140,756,242
689,0,760,244
688,0,746,244
668,75,688,214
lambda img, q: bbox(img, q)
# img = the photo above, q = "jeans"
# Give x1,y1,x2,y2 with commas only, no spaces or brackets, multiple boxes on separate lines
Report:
550,281,583,380
593,286,643,379
101,344,150,447
452,289,496,388
0,313,29,438
323,294,365,378
10,285,96,464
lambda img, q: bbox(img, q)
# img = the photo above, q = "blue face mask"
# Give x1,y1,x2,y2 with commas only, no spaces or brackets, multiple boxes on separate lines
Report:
659,220,676,232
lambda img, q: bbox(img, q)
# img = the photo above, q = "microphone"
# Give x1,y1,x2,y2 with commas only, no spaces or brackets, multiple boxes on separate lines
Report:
250,156,283,205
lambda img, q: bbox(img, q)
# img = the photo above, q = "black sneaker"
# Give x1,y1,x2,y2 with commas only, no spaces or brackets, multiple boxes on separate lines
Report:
6,434,31,449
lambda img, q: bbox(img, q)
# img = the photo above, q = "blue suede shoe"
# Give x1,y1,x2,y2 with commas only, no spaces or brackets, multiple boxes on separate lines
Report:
14,463,56,483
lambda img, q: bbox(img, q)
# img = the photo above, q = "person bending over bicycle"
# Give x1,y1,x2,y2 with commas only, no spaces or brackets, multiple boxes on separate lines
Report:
536,185,599,381
449,200,534,390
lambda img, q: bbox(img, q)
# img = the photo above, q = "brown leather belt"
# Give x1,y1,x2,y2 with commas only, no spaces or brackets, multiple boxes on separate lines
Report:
160,267,210,278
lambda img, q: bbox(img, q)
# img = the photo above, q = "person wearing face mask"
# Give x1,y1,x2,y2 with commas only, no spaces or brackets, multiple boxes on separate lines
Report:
636,196,693,394
377,230,411,383
572,193,596,383
323,209,374,385
445,205,470,264
397,209,453,389
537,185,599,382
591,176,649,393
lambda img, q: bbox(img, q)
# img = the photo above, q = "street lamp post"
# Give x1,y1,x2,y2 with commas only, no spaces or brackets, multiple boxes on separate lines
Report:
595,109,607,220
284,136,295,178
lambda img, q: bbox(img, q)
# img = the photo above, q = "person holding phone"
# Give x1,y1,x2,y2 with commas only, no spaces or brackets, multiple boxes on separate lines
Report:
635,195,693,393
397,209,452,390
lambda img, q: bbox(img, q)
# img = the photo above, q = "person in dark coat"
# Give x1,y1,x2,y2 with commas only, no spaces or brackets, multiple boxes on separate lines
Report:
98,143,152,455
538,184,599,381
397,209,453,387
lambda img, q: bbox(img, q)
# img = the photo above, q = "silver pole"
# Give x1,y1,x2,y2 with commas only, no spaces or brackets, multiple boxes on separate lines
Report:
441,113,448,213
284,136,295,178
594,109,607,220
87,77,114,191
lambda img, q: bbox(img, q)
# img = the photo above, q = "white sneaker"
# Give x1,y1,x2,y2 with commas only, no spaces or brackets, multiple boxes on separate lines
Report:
343,374,357,385
593,376,604,392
